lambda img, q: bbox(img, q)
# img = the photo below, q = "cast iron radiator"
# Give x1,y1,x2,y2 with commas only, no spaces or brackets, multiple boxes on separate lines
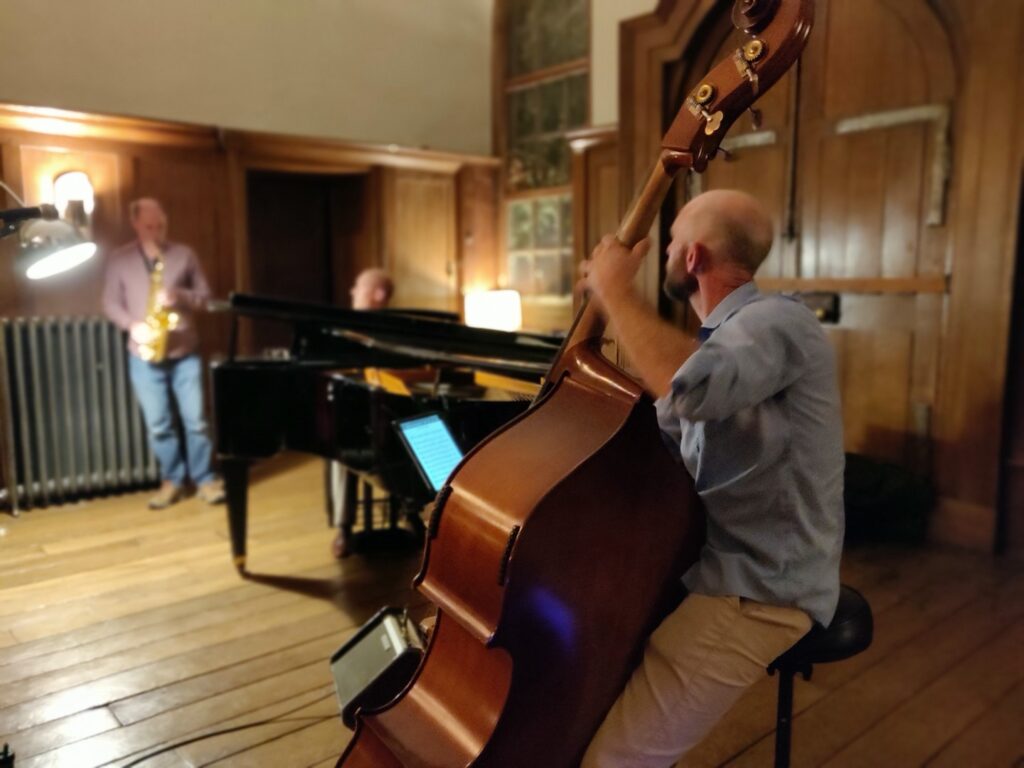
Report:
0,316,158,513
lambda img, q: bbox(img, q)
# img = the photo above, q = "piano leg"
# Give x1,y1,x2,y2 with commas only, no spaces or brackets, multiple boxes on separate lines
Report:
222,458,250,573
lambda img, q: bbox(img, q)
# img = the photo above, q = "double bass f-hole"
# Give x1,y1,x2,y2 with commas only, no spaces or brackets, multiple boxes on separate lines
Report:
497,525,520,586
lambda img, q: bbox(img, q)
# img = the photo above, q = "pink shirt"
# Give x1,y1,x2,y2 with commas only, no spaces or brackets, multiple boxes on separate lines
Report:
102,240,211,360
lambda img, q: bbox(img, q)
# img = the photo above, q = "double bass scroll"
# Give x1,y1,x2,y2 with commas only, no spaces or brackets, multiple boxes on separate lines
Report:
338,1,815,765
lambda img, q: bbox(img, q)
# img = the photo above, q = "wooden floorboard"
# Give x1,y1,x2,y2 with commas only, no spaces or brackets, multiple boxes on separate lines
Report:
1,454,1021,767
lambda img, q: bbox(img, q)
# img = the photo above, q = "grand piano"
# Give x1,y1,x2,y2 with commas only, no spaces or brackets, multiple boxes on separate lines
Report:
212,293,563,571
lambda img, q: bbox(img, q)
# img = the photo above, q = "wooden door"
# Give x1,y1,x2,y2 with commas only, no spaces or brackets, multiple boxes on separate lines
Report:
664,0,954,470
381,169,458,313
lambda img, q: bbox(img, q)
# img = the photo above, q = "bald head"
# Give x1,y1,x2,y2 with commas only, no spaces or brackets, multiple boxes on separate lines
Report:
351,268,393,310
675,190,774,274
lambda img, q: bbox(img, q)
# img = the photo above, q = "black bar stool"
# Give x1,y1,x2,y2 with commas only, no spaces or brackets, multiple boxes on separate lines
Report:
767,584,873,768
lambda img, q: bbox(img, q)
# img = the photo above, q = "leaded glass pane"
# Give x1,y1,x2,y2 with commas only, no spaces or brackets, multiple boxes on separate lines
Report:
533,253,562,295
508,200,533,250
506,0,588,77
567,73,588,128
560,197,573,247
538,79,565,133
535,196,561,248
560,252,574,294
505,194,573,298
508,137,570,191
507,88,537,144
509,253,533,294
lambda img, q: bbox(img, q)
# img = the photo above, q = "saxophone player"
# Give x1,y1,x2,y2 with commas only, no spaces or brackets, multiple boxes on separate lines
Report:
102,197,225,509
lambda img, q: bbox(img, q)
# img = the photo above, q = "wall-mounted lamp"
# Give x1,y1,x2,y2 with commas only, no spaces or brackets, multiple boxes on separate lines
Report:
0,179,96,280
53,171,95,219
464,289,523,332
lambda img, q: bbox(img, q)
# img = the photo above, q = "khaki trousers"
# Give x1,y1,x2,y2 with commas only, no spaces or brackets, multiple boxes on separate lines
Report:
581,593,812,768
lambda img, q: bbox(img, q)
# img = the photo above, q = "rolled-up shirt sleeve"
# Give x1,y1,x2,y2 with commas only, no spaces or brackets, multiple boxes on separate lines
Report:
665,302,808,422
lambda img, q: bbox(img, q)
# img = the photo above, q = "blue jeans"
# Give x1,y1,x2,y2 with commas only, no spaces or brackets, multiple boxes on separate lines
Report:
128,353,215,487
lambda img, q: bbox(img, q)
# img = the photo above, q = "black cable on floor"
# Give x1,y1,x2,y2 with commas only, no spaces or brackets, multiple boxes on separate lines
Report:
115,690,338,767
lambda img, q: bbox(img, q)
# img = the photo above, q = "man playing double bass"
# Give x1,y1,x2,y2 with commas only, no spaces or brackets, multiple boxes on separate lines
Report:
579,189,844,766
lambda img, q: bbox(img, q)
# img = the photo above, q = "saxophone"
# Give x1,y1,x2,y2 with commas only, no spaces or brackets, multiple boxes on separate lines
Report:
137,253,180,363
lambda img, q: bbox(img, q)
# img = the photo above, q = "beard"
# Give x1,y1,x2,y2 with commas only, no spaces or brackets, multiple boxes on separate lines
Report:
663,270,698,303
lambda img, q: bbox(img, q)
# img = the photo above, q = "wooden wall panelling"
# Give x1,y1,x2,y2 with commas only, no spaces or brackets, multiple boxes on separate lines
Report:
568,126,620,268
0,141,26,317
221,131,499,331
567,127,622,359
457,164,501,299
657,0,948,470
219,130,472,176
930,0,1024,550
380,168,459,313
678,17,796,280
619,1,720,307
14,144,127,320
796,0,953,283
620,0,1024,551
330,170,381,307
1000,176,1024,553
826,295,918,465
132,146,231,359
796,0,952,472
0,117,230,339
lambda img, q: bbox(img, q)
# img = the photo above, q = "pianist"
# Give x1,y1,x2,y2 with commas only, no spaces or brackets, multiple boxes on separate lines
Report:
329,267,395,557
350,267,394,311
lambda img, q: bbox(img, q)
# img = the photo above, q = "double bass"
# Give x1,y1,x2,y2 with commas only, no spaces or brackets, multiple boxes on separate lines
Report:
339,1,814,764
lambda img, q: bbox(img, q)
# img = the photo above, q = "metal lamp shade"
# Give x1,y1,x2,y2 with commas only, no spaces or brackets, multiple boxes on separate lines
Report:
20,218,97,280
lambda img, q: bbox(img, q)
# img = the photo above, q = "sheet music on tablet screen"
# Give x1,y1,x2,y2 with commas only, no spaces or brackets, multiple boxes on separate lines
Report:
396,414,464,492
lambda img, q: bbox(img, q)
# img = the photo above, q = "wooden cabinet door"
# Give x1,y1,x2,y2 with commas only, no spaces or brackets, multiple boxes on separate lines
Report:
382,169,458,313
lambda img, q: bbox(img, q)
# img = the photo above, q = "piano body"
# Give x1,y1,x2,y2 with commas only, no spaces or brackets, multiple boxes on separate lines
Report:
212,293,562,571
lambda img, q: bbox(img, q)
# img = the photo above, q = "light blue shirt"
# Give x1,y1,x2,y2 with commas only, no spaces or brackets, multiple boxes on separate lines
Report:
655,282,844,625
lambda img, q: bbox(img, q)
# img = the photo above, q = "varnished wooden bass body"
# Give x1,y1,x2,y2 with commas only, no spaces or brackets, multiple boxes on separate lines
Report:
340,341,701,766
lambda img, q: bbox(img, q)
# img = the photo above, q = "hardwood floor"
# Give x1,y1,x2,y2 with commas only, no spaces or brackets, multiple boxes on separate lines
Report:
1,455,1022,767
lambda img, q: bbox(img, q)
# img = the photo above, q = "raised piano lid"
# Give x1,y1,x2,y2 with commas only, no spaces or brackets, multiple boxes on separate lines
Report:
227,292,564,377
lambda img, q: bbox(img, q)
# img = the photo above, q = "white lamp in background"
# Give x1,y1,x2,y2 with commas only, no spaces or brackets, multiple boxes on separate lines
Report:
464,289,523,332
53,171,96,219
53,171,96,242
0,179,97,280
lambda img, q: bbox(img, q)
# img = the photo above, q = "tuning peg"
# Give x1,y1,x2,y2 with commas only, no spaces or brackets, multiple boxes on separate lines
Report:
703,110,724,136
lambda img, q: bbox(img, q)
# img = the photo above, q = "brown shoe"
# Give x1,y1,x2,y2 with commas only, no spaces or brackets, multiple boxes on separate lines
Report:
149,481,186,510
198,479,226,505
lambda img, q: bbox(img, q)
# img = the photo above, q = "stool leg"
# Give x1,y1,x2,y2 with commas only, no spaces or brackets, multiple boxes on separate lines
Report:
775,669,795,768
